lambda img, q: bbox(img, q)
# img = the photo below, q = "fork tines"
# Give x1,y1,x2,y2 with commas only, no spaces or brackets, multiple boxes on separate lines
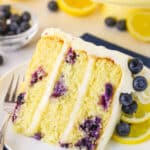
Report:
4,75,20,103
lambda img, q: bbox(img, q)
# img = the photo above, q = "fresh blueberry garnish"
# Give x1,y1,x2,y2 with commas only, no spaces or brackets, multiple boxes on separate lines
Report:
128,58,143,74
116,122,130,137
0,5,11,13
116,19,127,31
33,133,42,140
0,6,31,36
105,17,117,27
65,48,77,65
0,20,7,35
122,101,138,115
0,10,11,19
16,22,31,34
51,76,67,98
0,5,11,19
9,22,19,32
21,11,31,22
48,1,59,12
119,93,133,106
133,76,148,92
0,54,4,65
10,14,22,24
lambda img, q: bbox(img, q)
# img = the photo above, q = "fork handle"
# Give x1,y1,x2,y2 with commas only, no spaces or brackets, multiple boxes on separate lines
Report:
0,114,11,150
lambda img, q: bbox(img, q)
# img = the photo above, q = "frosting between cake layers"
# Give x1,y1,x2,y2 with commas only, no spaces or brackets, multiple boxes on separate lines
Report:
26,39,70,134
61,58,95,142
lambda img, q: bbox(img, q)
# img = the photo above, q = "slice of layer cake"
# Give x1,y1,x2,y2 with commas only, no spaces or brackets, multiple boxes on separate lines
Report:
12,28,149,150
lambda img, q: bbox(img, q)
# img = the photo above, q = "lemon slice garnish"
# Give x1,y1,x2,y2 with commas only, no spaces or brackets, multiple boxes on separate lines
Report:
127,10,150,42
113,119,150,144
121,96,150,124
57,0,97,16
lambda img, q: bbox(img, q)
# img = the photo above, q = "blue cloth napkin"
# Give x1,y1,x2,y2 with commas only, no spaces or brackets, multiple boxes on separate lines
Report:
81,33,150,68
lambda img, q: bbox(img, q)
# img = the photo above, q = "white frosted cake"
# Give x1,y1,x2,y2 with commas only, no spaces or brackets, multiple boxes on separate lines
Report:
12,28,149,150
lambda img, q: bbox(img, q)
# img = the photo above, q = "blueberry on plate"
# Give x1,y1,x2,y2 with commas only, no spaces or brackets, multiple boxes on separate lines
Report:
48,0,59,12
116,122,130,136
11,14,22,24
133,76,148,92
105,17,117,27
116,19,127,31
0,55,4,65
21,11,31,22
122,101,138,115
119,93,133,106
128,58,143,74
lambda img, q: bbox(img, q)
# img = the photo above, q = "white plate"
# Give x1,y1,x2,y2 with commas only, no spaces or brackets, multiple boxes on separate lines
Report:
0,63,149,150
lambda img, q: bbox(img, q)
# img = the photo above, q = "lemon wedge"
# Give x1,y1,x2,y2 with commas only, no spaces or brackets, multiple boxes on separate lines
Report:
113,119,150,144
57,0,97,16
127,10,150,42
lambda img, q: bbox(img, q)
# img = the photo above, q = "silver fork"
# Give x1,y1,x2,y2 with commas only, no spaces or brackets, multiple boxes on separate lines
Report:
0,75,22,150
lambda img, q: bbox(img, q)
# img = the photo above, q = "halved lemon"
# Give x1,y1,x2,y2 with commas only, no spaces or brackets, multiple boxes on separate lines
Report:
57,0,97,16
121,94,150,124
127,10,150,42
113,119,150,144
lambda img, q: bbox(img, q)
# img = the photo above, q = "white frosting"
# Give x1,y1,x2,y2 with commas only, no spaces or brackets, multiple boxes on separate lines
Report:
134,67,150,104
26,28,137,149
60,58,95,142
26,38,70,134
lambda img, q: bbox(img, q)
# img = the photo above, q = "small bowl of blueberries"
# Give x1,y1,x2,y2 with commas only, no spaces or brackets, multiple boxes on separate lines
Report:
0,4,39,51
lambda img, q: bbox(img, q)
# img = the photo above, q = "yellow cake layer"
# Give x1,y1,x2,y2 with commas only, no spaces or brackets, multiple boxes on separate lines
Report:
40,50,88,144
64,58,122,147
13,37,64,133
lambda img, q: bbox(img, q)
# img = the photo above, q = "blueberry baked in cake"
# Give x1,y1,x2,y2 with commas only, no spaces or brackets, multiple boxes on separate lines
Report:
12,28,149,150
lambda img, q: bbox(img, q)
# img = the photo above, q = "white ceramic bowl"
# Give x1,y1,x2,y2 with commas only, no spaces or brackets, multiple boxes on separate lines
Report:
0,5,39,52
